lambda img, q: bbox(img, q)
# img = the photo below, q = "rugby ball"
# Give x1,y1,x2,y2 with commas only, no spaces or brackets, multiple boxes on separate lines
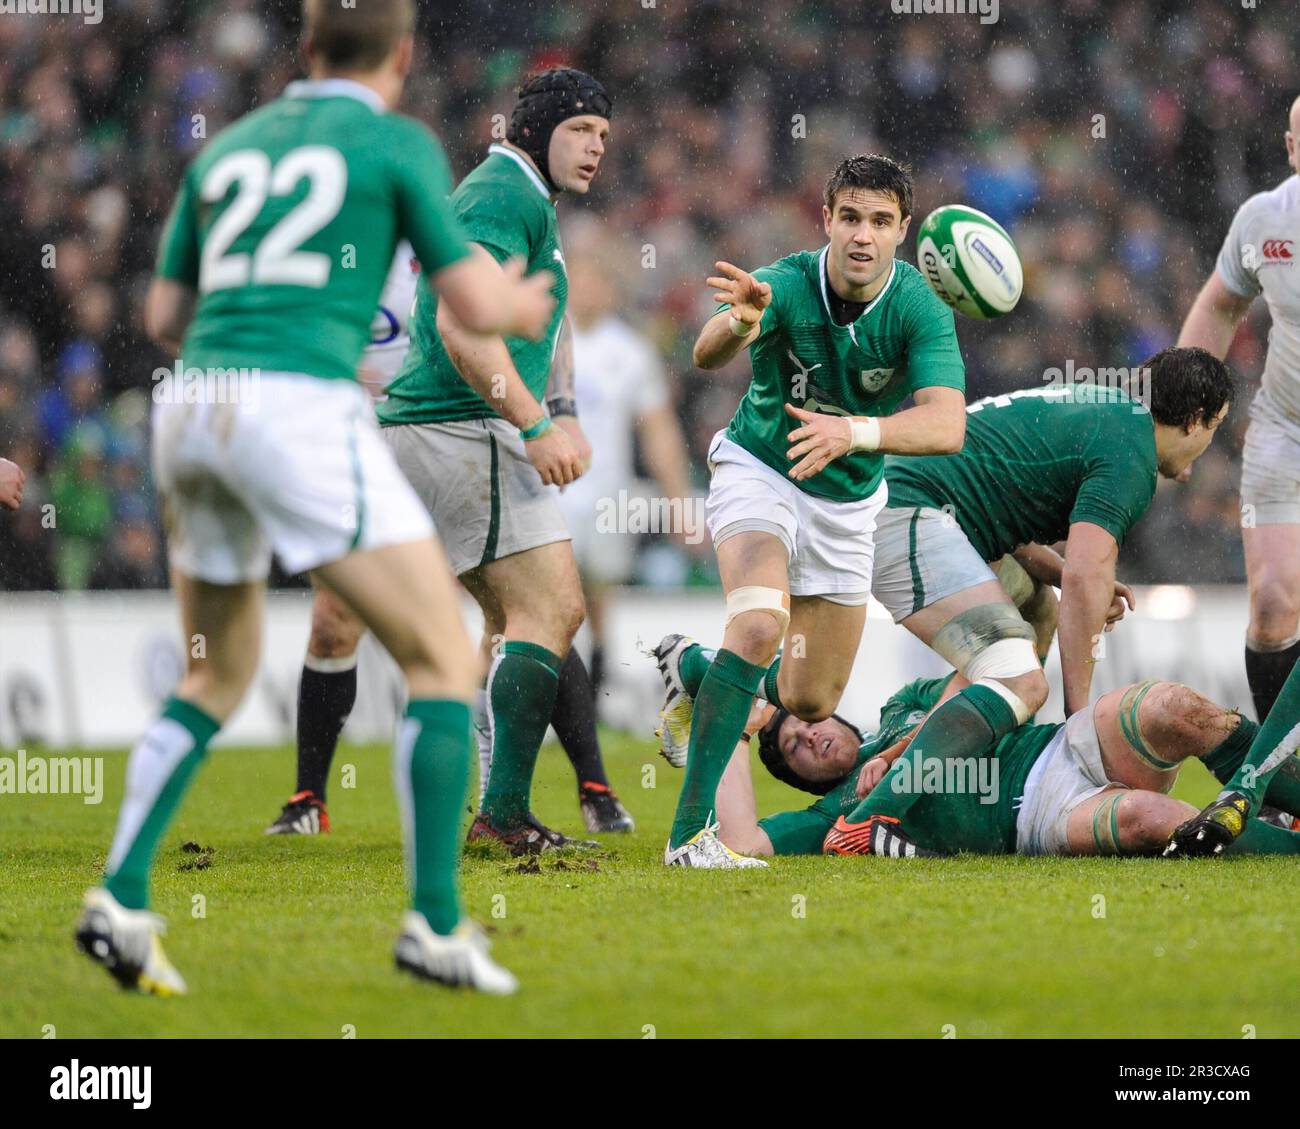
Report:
916,204,1023,319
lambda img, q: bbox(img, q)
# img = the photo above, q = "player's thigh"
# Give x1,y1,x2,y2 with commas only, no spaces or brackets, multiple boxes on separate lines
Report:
1094,680,1238,793
872,506,997,624
903,578,1042,700
479,538,585,646
776,596,865,719
307,572,367,659
314,537,478,700
172,570,265,718
1064,786,1194,856
1243,522,1300,640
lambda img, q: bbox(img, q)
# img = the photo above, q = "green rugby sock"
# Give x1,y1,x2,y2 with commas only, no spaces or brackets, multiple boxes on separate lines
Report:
1221,664,1300,816
1225,817,1300,855
396,698,472,935
763,657,785,710
679,644,714,697
680,644,785,710
481,641,563,826
866,683,1018,821
104,697,221,911
670,648,766,848
1201,715,1300,816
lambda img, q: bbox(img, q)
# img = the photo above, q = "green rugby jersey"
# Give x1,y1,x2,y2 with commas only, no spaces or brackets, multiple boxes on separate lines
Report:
758,675,951,855
759,674,1059,855
156,79,470,382
378,144,566,426
864,720,1057,855
884,384,1159,559
719,248,965,502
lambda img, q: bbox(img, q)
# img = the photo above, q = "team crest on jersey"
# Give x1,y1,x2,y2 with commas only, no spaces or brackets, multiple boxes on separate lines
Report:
859,367,895,393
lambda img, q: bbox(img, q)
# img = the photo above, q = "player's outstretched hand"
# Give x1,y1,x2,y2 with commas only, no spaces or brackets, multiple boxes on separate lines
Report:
706,261,771,330
784,403,851,480
502,258,557,341
0,458,26,510
525,423,585,487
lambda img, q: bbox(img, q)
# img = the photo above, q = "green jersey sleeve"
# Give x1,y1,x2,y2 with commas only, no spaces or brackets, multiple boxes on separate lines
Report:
899,286,965,396
456,179,542,265
156,167,201,286
1068,409,1158,545
391,121,470,276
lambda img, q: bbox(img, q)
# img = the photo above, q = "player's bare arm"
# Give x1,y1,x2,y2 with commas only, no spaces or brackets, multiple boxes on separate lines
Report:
693,261,771,369
143,277,197,354
436,292,583,487
637,404,695,544
1012,541,1134,627
783,386,965,481
1177,269,1254,359
714,736,776,856
431,243,556,342
545,315,592,469
1057,521,1120,715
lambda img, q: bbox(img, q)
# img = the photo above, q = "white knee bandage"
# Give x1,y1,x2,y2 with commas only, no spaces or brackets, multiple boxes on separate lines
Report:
725,585,791,634
973,674,1035,725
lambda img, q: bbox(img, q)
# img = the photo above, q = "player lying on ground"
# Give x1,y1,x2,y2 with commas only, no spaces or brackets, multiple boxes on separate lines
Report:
713,671,1300,860
75,0,559,997
660,154,969,869
660,347,1236,856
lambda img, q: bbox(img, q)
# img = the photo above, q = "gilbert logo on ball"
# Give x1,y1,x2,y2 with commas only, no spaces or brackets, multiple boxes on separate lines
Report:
916,204,1023,319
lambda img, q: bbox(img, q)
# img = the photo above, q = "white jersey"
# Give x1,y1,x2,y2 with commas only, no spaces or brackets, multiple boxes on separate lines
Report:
1216,174,1300,421
365,241,419,388
564,315,671,490
558,315,672,582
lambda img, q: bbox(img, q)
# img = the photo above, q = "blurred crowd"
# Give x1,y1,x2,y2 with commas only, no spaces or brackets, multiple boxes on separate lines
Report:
0,0,1292,591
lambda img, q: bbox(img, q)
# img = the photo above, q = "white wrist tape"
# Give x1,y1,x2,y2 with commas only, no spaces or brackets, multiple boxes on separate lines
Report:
848,417,881,452
728,315,756,337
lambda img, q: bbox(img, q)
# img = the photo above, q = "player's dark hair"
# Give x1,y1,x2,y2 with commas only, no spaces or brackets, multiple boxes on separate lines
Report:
823,154,913,219
302,0,414,72
756,710,861,797
1140,346,1237,430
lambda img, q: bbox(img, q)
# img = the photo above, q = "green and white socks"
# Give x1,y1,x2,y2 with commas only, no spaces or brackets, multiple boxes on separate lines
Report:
394,699,473,935
104,697,220,911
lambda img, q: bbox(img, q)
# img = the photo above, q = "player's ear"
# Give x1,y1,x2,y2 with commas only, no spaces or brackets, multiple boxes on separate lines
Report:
392,34,414,80
822,204,833,238
898,214,911,241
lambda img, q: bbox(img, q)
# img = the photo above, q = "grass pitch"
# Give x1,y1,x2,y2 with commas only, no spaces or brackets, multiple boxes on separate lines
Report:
1,731,1296,1038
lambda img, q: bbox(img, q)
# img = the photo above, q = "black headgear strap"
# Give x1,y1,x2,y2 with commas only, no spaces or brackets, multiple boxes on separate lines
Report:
506,68,611,190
